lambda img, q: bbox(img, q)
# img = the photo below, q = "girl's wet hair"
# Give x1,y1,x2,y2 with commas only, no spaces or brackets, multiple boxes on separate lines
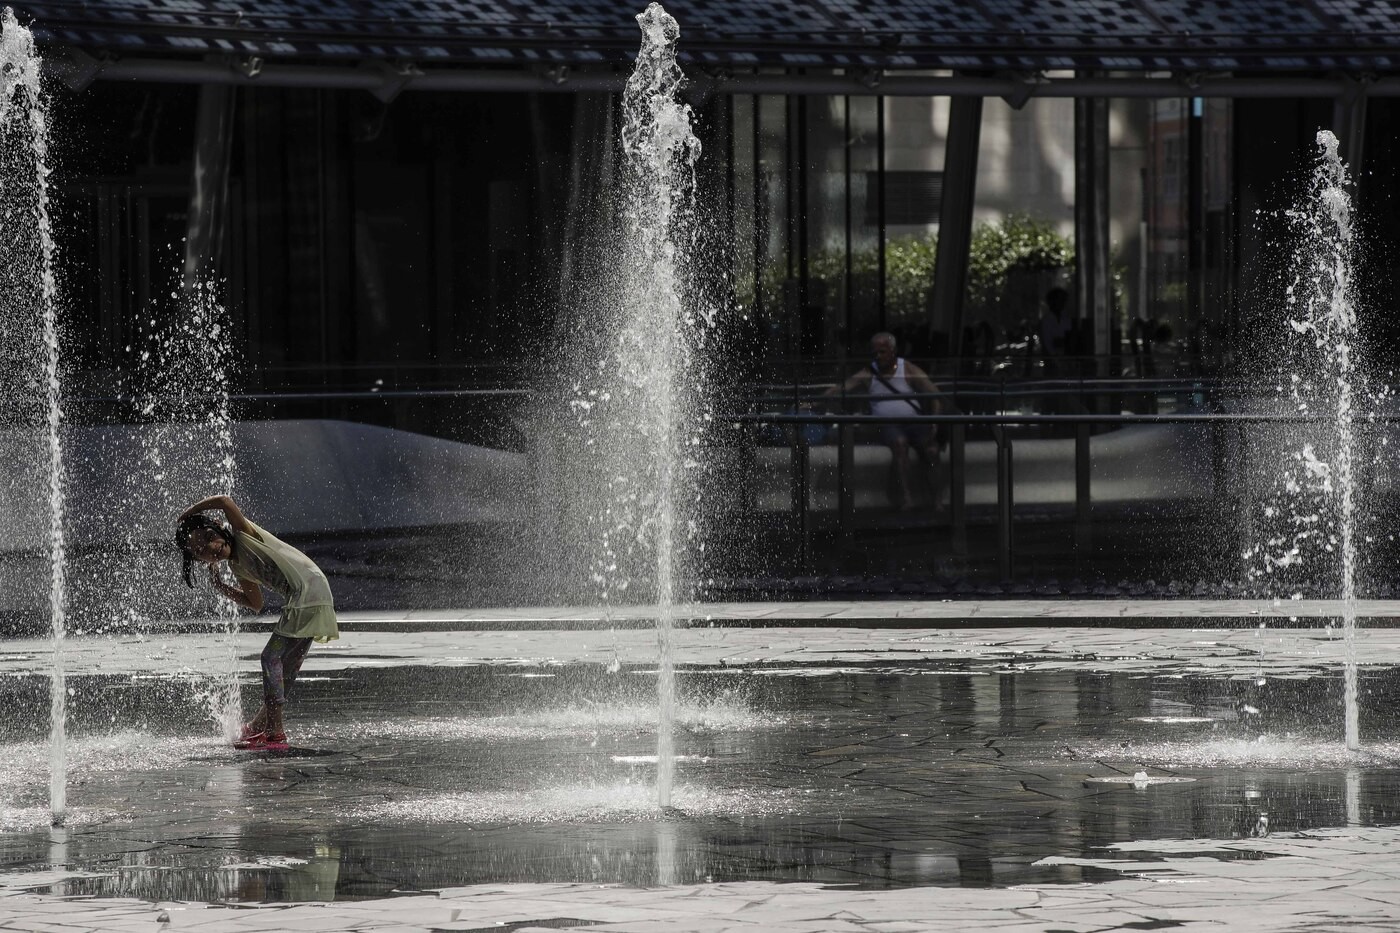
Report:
173,513,235,587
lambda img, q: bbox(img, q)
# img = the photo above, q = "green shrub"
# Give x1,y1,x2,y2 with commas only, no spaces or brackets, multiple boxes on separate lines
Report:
737,215,1075,335
968,215,1075,306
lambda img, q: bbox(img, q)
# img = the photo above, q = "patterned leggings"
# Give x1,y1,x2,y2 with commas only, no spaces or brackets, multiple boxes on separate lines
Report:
260,633,314,706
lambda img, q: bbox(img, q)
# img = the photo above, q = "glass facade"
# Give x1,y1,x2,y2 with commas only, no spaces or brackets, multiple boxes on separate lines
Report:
717,89,1235,385
51,79,1330,402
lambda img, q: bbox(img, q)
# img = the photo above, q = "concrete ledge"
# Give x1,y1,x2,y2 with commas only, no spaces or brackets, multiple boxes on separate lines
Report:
120,598,1400,633
335,598,1400,622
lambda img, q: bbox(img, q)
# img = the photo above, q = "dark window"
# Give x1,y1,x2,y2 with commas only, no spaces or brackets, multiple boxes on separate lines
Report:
865,170,943,225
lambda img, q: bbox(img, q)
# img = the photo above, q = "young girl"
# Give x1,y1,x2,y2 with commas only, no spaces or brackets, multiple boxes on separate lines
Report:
174,494,339,750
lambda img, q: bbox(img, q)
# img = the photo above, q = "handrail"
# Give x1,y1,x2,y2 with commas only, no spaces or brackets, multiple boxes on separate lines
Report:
230,388,532,401
788,388,1202,401
733,412,1400,425
66,386,1392,417
74,387,533,404
73,372,1310,404
754,407,1380,584
759,378,1228,392
755,377,1302,399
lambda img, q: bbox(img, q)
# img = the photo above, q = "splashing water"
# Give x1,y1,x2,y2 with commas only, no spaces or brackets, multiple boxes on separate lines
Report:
570,3,716,809
1078,735,1400,770
1269,130,1361,749
97,279,239,633
325,693,785,742
619,2,703,809
0,9,67,825
348,782,798,826
143,281,241,739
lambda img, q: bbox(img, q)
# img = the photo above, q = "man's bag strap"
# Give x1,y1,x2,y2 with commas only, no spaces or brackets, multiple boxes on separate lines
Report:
870,362,924,415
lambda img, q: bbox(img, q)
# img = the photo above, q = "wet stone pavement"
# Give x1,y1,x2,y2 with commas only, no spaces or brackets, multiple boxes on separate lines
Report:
3,605,1400,929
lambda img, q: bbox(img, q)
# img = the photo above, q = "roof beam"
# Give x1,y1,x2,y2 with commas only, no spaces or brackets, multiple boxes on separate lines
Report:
41,49,1400,99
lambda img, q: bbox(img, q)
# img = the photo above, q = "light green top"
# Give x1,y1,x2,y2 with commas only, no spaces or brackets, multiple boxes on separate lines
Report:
229,521,339,642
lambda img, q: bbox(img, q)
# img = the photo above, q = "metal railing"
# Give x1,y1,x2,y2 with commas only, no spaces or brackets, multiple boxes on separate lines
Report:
735,410,1400,581
59,374,1399,582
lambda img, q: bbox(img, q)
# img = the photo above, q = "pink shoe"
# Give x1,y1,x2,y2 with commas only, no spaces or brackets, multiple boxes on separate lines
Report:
239,723,262,742
234,732,289,751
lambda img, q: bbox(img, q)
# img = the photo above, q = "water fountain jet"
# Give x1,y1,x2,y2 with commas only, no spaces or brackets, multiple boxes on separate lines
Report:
119,279,242,738
569,2,716,809
0,7,67,825
1292,131,1361,750
1250,130,1365,749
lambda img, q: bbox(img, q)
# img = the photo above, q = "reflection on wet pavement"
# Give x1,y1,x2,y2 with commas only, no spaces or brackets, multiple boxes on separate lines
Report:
2,623,1400,911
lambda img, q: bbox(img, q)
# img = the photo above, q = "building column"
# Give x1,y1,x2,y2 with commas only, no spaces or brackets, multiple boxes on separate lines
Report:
556,94,613,308
1333,84,1368,189
183,83,237,290
929,94,982,359
1188,98,1205,345
1074,95,1111,364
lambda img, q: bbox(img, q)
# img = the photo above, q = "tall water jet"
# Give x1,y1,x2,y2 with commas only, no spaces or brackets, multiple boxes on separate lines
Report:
1300,132,1360,749
0,9,68,823
1251,130,1362,748
568,2,716,808
619,2,709,807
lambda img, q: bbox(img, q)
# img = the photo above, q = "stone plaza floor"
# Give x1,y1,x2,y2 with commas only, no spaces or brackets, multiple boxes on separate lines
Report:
3,600,1400,930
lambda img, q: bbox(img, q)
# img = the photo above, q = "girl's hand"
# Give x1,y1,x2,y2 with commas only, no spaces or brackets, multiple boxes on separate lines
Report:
207,563,223,587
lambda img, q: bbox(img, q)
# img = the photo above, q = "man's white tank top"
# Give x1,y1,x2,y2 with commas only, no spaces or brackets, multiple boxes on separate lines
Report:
870,359,920,417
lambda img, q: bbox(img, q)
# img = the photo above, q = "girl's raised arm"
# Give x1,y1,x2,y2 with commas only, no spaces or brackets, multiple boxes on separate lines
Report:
210,564,264,612
179,495,254,536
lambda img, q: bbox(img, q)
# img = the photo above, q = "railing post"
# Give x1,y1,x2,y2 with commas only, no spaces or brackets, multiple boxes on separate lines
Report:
838,423,854,535
993,425,1013,582
740,422,759,512
950,422,967,554
1075,420,1092,554
534,431,564,596
1235,420,1249,563
1211,417,1227,498
791,428,810,571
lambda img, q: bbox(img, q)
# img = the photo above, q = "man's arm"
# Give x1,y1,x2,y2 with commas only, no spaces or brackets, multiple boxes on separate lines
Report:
820,368,873,398
905,363,944,414
179,495,254,536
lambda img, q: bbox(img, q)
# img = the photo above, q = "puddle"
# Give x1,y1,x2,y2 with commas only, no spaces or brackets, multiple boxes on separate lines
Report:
3,658,1400,901
1085,773,1198,787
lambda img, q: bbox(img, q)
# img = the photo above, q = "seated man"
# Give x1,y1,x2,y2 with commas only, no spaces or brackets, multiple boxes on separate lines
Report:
825,332,943,510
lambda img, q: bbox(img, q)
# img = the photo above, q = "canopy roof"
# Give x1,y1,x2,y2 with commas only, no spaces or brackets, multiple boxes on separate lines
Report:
16,0,1400,95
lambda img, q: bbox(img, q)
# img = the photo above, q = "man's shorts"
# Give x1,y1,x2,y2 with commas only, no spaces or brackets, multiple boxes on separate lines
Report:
879,422,938,451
